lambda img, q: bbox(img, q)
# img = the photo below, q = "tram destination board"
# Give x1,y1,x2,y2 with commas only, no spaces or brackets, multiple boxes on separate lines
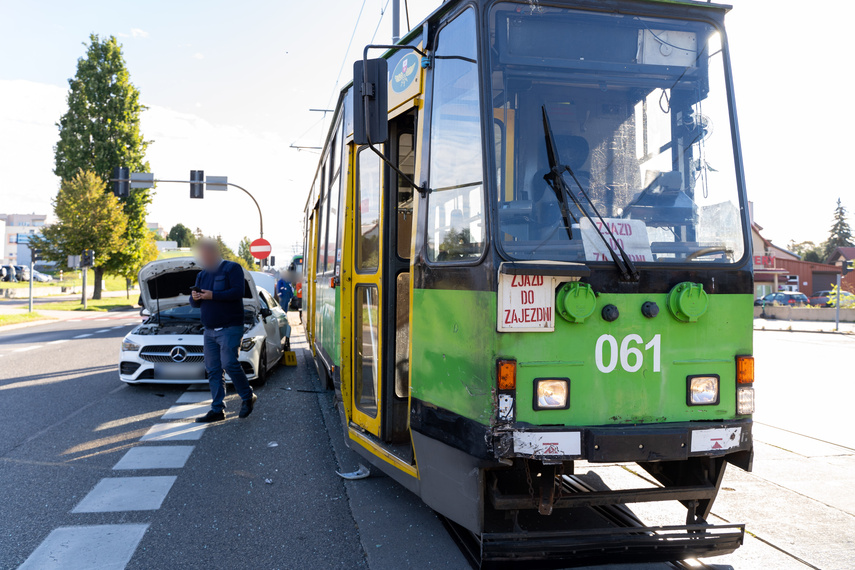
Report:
498,273,556,332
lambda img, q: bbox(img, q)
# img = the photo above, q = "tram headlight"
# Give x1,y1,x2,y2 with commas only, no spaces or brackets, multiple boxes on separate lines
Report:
687,375,719,405
737,386,755,415
534,378,569,410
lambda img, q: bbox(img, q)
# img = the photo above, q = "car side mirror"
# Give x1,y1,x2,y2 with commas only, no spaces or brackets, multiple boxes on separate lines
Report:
140,308,151,318
353,57,388,145
260,307,272,319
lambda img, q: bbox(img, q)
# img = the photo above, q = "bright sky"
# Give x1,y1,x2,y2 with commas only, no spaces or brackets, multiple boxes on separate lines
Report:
0,0,853,260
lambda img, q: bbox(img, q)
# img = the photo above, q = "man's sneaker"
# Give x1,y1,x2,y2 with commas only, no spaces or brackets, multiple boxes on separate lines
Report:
196,410,226,423
239,394,257,418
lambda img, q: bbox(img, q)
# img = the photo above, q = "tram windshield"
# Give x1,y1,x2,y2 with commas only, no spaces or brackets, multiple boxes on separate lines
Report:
489,3,746,265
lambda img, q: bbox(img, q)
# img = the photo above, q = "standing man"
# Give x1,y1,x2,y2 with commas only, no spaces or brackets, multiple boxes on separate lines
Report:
190,239,257,422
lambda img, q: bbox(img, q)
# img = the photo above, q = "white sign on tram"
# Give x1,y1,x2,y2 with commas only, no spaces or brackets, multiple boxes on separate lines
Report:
497,273,556,332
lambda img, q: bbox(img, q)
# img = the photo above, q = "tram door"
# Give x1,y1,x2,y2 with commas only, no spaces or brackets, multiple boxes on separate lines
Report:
350,111,416,447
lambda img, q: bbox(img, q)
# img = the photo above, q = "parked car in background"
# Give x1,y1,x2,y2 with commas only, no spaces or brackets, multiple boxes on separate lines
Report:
118,258,289,386
30,270,53,282
1,265,18,282
13,265,30,281
754,292,810,307
809,290,855,307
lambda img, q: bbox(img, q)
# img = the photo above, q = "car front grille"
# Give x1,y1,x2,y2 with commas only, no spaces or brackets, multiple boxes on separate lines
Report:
120,361,141,375
139,345,204,363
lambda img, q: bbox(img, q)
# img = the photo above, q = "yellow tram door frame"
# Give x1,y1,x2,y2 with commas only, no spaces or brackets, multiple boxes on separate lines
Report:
347,144,385,437
306,203,319,353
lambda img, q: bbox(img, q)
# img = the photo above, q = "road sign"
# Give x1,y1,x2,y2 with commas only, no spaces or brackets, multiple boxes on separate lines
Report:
206,175,228,191
250,238,272,260
130,172,155,189
190,170,204,199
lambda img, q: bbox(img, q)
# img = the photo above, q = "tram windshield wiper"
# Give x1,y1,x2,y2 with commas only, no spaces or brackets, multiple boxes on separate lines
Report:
541,106,640,281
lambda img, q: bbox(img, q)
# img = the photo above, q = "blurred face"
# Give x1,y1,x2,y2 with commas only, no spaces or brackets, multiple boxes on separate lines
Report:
196,241,221,270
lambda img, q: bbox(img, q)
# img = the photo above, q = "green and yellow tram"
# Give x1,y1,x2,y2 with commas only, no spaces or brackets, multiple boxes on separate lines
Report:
303,0,755,564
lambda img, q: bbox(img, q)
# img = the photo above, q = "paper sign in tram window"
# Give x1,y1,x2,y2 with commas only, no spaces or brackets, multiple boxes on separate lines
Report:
580,218,653,263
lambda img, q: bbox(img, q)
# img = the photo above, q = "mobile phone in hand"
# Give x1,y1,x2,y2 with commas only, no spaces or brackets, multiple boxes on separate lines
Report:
190,286,202,294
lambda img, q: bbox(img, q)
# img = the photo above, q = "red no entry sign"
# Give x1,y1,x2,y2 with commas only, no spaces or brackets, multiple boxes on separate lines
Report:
250,238,272,260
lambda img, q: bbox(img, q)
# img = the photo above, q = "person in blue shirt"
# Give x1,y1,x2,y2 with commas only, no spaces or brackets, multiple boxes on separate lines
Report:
190,239,256,422
276,273,294,311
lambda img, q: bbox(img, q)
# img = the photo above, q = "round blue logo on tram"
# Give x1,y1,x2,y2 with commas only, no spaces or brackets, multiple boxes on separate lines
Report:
391,53,419,93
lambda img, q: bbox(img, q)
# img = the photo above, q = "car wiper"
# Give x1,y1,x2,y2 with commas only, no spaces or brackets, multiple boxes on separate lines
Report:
541,106,640,281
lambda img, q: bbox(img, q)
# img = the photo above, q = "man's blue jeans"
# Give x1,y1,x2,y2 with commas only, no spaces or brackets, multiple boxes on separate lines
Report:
203,326,254,413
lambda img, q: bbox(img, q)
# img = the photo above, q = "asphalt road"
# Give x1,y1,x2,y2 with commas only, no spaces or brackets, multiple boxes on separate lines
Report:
1,316,853,569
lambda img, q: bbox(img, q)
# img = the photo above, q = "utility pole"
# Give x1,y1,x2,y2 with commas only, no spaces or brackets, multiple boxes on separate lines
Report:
836,274,841,332
392,0,400,43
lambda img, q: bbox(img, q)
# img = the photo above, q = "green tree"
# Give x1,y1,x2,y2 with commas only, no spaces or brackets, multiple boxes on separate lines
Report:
824,198,854,261
168,224,196,248
54,34,152,299
215,235,250,270
237,236,255,267
31,172,128,289
788,240,824,263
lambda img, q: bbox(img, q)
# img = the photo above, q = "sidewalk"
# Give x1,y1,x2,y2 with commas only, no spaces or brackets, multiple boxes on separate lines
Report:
754,317,855,334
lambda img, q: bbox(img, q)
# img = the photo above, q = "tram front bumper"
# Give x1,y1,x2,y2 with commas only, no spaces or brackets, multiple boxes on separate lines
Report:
494,418,753,468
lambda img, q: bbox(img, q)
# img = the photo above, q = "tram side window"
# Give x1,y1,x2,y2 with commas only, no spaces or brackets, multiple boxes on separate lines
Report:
327,133,341,273
357,147,382,272
427,8,485,262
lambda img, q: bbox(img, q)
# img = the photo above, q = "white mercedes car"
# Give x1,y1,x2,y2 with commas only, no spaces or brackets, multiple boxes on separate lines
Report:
119,257,290,386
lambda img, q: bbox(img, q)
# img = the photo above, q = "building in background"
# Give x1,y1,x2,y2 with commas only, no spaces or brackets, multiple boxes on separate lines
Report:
751,219,840,297
0,213,47,264
147,222,167,240
826,247,855,292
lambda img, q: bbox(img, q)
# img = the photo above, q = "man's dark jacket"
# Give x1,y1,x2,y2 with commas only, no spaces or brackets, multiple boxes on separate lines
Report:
189,260,246,329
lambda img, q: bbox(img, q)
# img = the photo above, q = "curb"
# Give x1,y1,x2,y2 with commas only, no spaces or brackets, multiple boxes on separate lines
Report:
754,327,854,336
0,317,60,332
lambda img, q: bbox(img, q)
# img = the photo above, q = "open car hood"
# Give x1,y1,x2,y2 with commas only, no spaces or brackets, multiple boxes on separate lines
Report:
138,257,260,313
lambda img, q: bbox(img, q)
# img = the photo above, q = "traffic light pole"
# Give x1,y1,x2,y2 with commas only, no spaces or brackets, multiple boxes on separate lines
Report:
110,177,264,239
835,274,841,332
28,257,34,313
82,267,88,311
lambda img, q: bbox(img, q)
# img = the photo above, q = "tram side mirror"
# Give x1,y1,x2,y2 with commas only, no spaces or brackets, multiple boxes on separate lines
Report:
353,58,388,145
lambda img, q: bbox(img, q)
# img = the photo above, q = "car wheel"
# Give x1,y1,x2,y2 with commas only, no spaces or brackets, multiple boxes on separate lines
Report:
252,351,268,387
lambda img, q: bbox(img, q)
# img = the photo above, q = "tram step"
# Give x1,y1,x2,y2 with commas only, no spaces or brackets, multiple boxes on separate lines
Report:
479,523,745,566
489,482,717,511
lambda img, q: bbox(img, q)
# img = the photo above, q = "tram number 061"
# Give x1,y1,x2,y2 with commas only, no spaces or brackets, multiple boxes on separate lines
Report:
595,334,661,373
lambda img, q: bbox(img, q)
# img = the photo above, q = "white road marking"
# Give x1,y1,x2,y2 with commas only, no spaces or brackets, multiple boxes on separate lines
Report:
161,402,211,420
73,333,92,339
72,476,177,513
19,524,149,570
46,339,69,345
13,345,40,353
176,391,212,404
113,446,195,470
95,329,110,333
140,422,208,442
111,325,125,330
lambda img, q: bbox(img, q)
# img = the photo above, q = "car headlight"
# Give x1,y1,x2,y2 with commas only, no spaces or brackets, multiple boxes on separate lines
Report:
240,337,257,352
737,386,755,415
687,375,719,405
534,378,570,410
121,339,140,352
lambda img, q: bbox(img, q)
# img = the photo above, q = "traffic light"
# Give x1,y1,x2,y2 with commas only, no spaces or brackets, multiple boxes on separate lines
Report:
844,260,854,276
113,167,130,197
31,248,42,262
190,170,204,199
81,249,95,267
269,256,276,267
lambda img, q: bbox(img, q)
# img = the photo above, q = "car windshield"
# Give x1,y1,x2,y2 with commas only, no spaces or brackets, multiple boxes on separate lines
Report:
489,3,746,265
